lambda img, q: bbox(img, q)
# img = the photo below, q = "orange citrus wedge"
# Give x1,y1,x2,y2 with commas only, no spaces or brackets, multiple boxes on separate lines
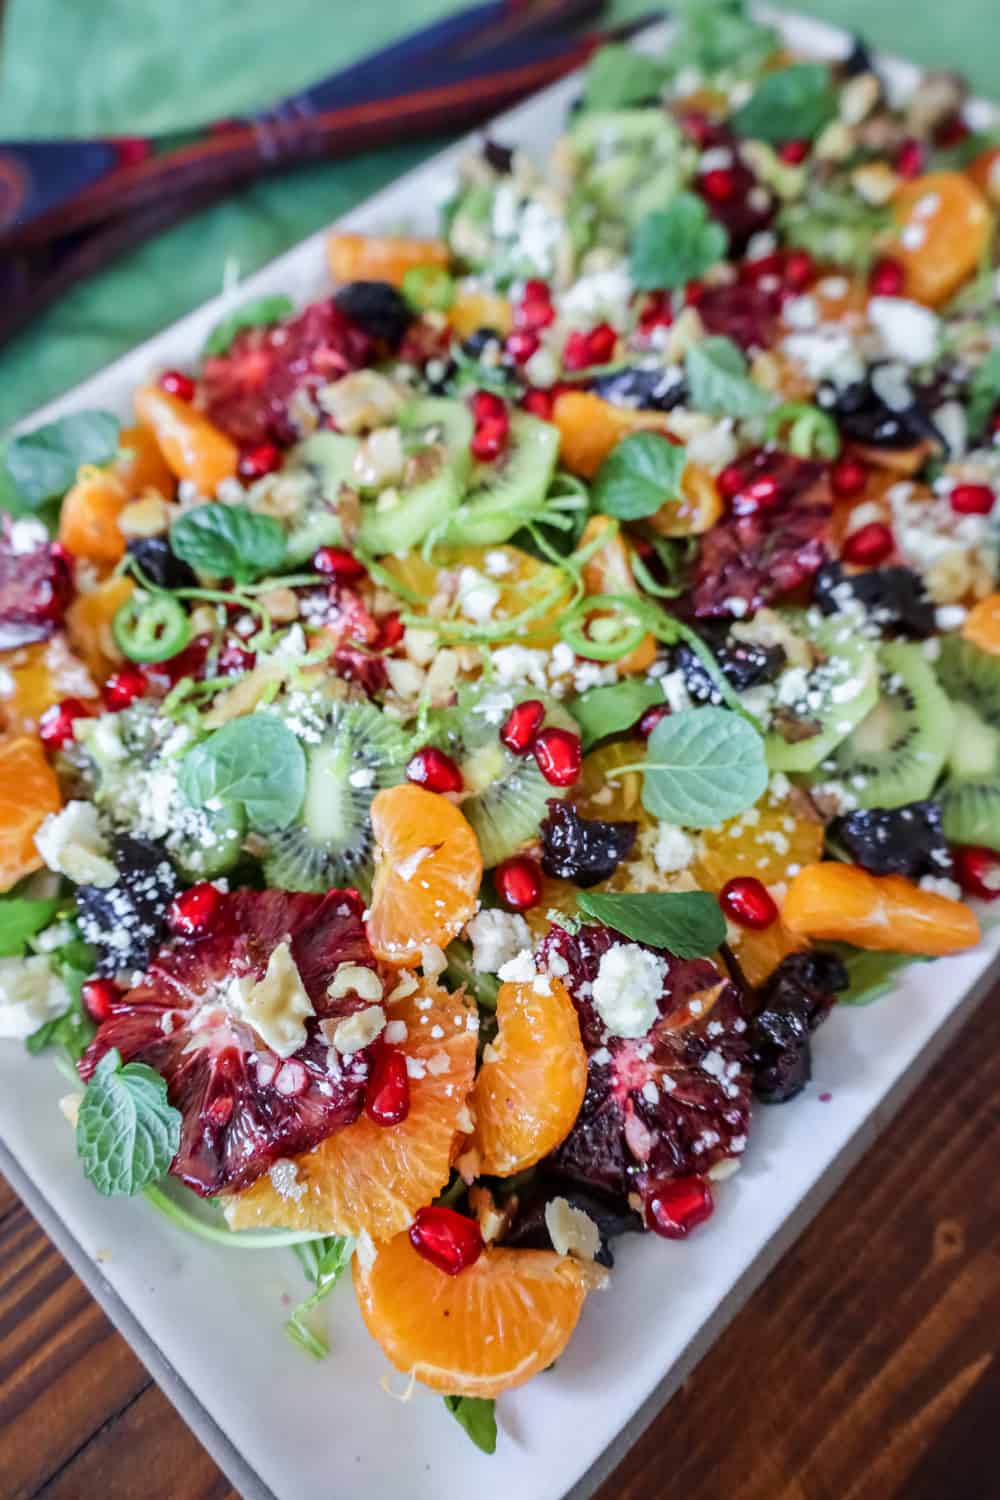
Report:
0,736,61,892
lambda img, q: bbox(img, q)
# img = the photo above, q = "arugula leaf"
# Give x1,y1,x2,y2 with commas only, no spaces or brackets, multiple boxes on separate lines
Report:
170,503,286,583
0,897,62,957
26,961,96,1063
581,44,665,112
685,336,771,418
203,294,295,357
179,715,306,831
592,432,688,521
570,679,664,750
76,1048,181,1196
285,1234,355,1359
630,193,728,292
443,1395,498,1455
966,351,1000,439
633,706,768,826
824,945,922,1006
730,62,837,144
577,890,725,957
5,411,120,509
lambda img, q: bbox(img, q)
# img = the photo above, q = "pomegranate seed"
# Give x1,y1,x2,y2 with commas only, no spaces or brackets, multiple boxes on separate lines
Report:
237,442,282,482
719,876,778,930
521,388,555,420
523,278,551,303
562,330,593,372
953,845,1000,901
778,138,809,164
313,545,367,582
684,279,706,307
638,292,673,335
39,697,90,751
500,698,545,754
275,1059,309,1097
950,482,995,516
470,418,508,462
741,251,785,283
638,703,670,738
783,249,815,292
102,667,148,711
168,882,222,935
159,369,195,401
115,136,152,168
732,474,781,515
869,257,905,297
644,1175,714,1239
894,138,925,178
831,454,869,498
81,977,118,1024
587,322,617,364
516,297,556,331
717,463,746,500
935,114,970,148
532,726,582,787
471,389,508,425
378,611,404,651
409,1205,484,1275
495,855,543,911
842,521,894,566
701,167,736,201
505,329,540,364
406,746,464,794
365,1043,411,1126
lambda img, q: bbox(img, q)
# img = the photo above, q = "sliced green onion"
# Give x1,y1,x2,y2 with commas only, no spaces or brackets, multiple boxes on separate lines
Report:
765,401,840,460
144,1183,330,1249
557,592,650,661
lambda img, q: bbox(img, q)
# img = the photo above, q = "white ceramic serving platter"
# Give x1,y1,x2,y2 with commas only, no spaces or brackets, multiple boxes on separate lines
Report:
3,9,999,1499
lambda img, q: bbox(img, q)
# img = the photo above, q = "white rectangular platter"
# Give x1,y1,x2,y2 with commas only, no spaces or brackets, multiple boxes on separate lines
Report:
3,10,999,1500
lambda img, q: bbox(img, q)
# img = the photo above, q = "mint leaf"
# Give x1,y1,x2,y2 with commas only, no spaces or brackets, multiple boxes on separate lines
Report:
170,503,286,583
630,193,728,291
824,945,923,1006
0,897,62,957
685,336,771,418
592,432,688,521
180,715,306,831
571,679,664,750
967,351,1000,439
76,1049,181,1196
581,44,665,111
5,411,120,508
635,706,768,826
444,1395,498,1455
731,62,837,144
577,890,725,957
203,294,295,357
286,1234,355,1360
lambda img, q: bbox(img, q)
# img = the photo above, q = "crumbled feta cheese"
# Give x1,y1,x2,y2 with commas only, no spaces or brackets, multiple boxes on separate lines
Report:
544,1197,601,1261
652,822,696,875
456,566,501,624
227,941,316,1057
868,296,940,365
918,875,962,901
331,1003,386,1055
34,801,118,887
591,943,666,1039
496,947,538,985
466,908,532,975
0,956,69,1040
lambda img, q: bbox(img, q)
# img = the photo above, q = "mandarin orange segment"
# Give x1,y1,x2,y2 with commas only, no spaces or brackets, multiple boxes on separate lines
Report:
0,637,95,737
353,1231,603,1397
647,461,723,539
133,384,238,494
887,171,990,307
962,594,1000,655
367,784,483,966
224,979,477,1239
66,575,135,679
57,468,129,563
380,543,571,648
782,863,980,956
0,736,61,891
327,233,450,288
552,391,671,479
448,289,512,340
117,422,175,497
474,976,587,1176
579,516,656,675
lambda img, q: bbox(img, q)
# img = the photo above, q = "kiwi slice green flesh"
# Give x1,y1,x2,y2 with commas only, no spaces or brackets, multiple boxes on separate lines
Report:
283,433,358,565
765,615,879,773
262,701,409,896
433,684,573,868
438,411,560,548
174,800,246,880
359,397,473,555
934,635,1000,850
830,640,954,809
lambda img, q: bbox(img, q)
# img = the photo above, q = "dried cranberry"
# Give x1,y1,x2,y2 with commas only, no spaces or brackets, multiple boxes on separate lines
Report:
39,697,90,751
81,977,118,1024
934,114,970,148
500,698,545,754
813,560,935,637
539,801,637,888
869,257,905,297
953,845,1000,901
831,801,953,880
843,521,894,566
495,855,543,911
406,746,464,794
332,280,414,347
532,727,582,787
168,881,222,935
77,836,179,978
0,522,73,649
365,1043,411,1126
159,369,195,401
313,546,367,582
643,1174,714,1239
950,482,995,516
823,369,939,450
237,442,282,482
720,877,777,929
409,1205,483,1275
749,950,848,1104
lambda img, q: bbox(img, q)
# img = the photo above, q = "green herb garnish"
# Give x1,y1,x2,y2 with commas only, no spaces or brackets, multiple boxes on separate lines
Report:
577,890,726,957
171,503,287,584
613,706,769,826
630,193,728,291
5,410,119,508
592,432,688,521
76,1048,182,1197
203,294,295,357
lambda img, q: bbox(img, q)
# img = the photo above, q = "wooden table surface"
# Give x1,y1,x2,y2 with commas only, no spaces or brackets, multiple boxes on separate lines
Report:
3,986,1000,1500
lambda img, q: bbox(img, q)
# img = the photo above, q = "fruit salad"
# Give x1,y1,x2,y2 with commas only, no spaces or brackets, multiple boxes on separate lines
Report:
3,0,1000,1453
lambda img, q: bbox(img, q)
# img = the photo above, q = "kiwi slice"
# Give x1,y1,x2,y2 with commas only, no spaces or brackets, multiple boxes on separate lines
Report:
284,433,357,565
765,615,879,773
829,640,954,808
438,412,560,548
569,110,692,229
934,634,1000,850
174,800,247,880
358,397,472,554
432,684,573,867
262,700,409,895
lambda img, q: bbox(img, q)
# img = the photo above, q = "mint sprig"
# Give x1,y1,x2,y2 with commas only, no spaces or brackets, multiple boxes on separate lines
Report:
630,192,728,291
444,1395,498,1454
76,1049,181,1197
5,410,120,508
180,716,306,832
171,503,286,583
580,44,665,112
577,890,726,958
203,294,295,357
624,706,769,826
685,336,771,419
570,679,665,750
730,62,837,144
592,432,688,521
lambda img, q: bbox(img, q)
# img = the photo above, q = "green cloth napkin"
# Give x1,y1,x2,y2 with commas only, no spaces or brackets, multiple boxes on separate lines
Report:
1,0,996,433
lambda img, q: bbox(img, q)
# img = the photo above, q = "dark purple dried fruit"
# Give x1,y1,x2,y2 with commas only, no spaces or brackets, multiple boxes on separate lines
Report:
821,369,944,450
813,560,935,637
831,800,953,879
332,281,414,348
749,950,848,1104
674,634,786,704
126,537,197,591
588,364,687,411
77,835,179,978
697,281,780,353
539,802,637,888
482,138,514,174
502,1177,642,1268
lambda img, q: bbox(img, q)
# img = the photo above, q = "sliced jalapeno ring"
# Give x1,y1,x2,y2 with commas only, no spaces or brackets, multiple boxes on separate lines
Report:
113,593,192,663
558,593,650,661
765,401,841,461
